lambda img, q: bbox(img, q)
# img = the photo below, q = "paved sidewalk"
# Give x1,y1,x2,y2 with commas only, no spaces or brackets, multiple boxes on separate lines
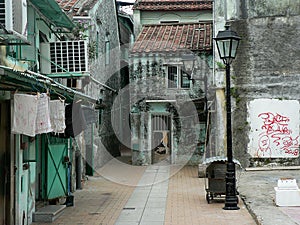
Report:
32,158,146,225
115,166,170,225
32,158,257,225
238,168,300,225
165,166,255,225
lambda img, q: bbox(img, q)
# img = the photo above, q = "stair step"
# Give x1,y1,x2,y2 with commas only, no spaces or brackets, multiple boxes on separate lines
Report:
33,205,66,222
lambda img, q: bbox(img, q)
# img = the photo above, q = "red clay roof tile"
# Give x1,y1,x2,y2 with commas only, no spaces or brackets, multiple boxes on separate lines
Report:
56,0,98,16
131,22,212,53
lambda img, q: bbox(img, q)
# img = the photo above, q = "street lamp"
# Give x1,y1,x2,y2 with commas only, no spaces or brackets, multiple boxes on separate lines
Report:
214,23,241,210
182,53,195,79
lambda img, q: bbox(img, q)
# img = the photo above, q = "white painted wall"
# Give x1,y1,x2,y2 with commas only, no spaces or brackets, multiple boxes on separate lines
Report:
247,99,300,158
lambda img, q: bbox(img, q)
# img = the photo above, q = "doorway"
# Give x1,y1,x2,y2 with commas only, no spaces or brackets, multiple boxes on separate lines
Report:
151,115,171,164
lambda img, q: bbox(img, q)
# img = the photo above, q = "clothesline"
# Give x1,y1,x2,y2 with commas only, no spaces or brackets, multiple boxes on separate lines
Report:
12,93,87,138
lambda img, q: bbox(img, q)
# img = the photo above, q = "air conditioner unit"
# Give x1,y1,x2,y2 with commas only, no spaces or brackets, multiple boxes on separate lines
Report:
40,40,89,75
0,0,28,40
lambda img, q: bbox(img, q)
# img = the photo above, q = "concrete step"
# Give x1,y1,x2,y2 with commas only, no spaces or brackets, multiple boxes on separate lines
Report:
33,205,66,222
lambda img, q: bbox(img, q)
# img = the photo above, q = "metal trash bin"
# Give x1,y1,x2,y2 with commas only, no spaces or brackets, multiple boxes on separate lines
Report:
203,157,241,204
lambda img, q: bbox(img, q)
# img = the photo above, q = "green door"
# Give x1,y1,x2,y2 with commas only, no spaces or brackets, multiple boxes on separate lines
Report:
46,142,68,199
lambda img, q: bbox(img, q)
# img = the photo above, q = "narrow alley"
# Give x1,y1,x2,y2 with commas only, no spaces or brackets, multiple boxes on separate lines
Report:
32,157,255,225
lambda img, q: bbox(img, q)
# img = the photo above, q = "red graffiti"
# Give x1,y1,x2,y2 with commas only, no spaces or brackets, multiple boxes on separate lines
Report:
257,112,299,157
258,112,291,135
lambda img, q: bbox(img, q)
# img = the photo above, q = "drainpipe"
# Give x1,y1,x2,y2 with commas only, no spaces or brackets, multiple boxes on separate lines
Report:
75,150,82,190
224,0,228,21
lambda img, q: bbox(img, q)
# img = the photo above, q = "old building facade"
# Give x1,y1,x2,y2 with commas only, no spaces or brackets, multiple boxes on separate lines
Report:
129,0,213,165
58,0,122,171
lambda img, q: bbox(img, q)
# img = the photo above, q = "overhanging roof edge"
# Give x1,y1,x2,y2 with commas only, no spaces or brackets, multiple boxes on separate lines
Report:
29,0,75,30
0,66,97,104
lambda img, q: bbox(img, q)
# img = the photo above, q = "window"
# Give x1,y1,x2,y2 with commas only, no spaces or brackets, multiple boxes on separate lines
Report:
67,78,77,88
168,66,178,88
105,34,110,65
167,66,190,89
96,32,99,58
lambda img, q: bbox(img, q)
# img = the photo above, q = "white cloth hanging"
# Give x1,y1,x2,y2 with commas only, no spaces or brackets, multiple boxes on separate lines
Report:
35,93,53,134
49,99,66,133
12,93,38,137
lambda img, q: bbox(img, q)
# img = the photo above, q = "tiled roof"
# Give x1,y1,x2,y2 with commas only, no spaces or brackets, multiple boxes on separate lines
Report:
133,0,213,11
131,22,212,53
56,0,98,16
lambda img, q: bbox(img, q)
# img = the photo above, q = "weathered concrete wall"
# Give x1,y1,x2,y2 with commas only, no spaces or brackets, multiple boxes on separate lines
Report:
230,15,300,167
239,0,300,19
85,0,121,169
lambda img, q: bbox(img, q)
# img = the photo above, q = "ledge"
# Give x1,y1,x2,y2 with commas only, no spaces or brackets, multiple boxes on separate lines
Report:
245,166,300,171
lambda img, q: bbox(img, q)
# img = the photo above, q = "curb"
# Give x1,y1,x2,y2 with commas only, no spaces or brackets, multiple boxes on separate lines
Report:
240,195,263,225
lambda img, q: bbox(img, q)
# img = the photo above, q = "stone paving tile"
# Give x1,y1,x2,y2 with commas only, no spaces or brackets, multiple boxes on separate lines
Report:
116,165,170,224
164,166,256,225
32,162,256,225
117,208,143,222
32,158,146,225
142,207,166,222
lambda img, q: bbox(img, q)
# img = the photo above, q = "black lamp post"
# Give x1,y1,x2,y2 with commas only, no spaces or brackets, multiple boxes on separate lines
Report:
214,23,241,210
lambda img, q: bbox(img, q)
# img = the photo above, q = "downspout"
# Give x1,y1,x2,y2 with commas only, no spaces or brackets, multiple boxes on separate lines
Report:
224,0,228,21
27,161,31,225
10,98,16,225
213,0,216,85
3,145,7,225
74,140,82,190
75,150,82,190
33,9,38,72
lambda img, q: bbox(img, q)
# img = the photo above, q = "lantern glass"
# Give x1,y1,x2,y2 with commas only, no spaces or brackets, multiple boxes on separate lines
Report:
214,24,241,65
182,53,195,79
183,60,194,72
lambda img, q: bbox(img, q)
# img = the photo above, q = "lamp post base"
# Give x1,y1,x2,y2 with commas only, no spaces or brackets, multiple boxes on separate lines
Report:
223,162,240,210
223,196,240,210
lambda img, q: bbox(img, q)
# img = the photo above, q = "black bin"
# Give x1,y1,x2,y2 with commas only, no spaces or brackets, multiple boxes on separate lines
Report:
203,157,240,204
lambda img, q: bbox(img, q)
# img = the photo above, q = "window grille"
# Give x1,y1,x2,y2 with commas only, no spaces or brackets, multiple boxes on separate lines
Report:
50,41,87,73
152,115,171,131
167,65,190,89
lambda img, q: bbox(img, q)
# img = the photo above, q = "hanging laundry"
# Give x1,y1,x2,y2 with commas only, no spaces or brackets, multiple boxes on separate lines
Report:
12,93,38,137
35,93,53,134
49,99,66,134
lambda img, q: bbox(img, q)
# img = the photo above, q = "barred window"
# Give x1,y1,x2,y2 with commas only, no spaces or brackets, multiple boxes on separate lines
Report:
167,66,190,89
